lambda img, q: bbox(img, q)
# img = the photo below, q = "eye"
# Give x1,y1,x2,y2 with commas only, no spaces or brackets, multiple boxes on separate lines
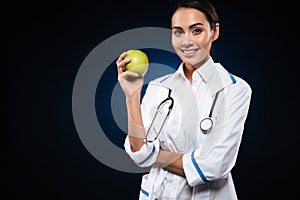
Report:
192,28,202,35
173,30,183,36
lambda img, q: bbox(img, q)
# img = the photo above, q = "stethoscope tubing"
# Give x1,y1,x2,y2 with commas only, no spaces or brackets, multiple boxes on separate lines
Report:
144,86,220,142
145,89,173,143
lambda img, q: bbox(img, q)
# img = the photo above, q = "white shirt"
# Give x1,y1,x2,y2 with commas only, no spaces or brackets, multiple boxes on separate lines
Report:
124,57,252,200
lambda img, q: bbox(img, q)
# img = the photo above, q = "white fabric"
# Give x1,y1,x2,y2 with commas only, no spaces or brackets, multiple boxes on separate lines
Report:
124,137,160,167
124,57,252,199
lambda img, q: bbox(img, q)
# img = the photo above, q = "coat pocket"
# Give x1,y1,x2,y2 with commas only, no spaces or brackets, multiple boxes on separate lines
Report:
139,174,153,200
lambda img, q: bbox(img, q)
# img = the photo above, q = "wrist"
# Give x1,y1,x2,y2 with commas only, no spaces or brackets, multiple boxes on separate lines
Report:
126,89,141,104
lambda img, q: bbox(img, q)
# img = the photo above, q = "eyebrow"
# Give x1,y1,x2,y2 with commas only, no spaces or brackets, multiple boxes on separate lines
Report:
172,22,204,30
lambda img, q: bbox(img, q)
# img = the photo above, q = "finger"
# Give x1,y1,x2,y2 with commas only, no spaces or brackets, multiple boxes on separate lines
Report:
117,58,131,74
116,51,130,70
118,70,142,81
116,52,126,73
116,51,127,64
117,58,130,74
124,70,140,77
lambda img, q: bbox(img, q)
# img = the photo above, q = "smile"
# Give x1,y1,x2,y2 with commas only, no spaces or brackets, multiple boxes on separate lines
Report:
181,49,199,57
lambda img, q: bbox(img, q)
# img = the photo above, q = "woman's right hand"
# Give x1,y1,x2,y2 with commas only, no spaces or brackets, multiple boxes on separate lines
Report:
116,51,144,101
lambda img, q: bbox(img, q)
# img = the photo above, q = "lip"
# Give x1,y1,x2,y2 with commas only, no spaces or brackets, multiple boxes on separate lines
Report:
180,48,199,57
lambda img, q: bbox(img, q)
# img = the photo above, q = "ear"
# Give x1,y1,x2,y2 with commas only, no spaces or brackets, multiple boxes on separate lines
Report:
212,23,220,41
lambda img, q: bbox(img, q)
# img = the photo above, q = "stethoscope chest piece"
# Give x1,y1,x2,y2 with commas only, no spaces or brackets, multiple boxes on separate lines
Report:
200,117,213,132
200,91,221,133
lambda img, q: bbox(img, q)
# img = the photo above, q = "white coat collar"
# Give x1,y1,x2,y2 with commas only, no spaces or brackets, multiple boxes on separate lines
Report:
154,57,235,97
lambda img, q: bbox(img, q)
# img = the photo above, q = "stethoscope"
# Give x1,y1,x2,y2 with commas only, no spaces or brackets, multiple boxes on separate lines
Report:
199,90,220,133
144,89,173,143
144,88,220,143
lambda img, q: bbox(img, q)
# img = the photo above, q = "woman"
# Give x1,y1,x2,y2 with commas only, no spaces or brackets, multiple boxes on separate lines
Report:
116,0,252,199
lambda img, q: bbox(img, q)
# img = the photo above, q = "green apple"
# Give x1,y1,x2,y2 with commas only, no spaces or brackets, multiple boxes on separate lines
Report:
125,49,149,75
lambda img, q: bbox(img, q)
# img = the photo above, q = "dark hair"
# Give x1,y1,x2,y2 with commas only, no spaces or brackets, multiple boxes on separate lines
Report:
172,0,219,30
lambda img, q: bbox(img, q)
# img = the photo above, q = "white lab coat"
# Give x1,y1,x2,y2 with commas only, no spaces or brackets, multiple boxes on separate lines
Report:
124,57,252,199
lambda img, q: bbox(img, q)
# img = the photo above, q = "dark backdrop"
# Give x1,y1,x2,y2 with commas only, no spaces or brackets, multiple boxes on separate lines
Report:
3,0,292,199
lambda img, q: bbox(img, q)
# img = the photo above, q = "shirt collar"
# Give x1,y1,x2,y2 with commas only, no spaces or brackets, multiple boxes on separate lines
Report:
195,57,216,83
176,56,216,83
177,63,185,78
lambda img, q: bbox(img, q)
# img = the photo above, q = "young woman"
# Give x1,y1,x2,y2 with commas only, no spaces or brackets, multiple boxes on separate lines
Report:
116,0,252,199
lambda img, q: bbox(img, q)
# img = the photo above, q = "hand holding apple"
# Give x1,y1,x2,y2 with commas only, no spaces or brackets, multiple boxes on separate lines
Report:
116,51,145,101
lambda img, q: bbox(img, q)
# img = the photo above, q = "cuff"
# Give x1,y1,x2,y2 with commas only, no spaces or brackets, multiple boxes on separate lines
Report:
183,150,208,187
124,136,160,167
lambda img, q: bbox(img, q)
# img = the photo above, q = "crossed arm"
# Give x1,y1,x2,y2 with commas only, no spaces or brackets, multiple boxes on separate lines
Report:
126,89,185,177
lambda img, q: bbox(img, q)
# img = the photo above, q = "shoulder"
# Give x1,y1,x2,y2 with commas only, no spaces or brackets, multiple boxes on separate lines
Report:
224,73,252,103
216,63,252,96
231,74,251,94
142,73,175,105
144,73,174,94
150,73,175,84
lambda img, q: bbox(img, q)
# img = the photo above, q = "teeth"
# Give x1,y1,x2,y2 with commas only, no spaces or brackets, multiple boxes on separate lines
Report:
183,50,196,54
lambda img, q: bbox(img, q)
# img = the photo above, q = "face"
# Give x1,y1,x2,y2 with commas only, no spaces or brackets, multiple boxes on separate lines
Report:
171,7,219,68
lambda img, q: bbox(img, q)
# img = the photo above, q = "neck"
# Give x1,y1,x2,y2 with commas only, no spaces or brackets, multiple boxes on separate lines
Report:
183,63,195,84
183,56,210,84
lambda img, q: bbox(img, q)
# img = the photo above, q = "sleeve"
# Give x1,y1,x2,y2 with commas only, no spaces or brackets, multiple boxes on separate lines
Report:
124,136,160,167
182,77,252,186
123,81,165,168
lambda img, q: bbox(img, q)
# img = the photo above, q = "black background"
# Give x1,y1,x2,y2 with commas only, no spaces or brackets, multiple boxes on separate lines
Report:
3,0,293,199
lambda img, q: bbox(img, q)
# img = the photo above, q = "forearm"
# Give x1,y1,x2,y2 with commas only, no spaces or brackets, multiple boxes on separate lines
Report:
156,150,185,177
126,91,145,152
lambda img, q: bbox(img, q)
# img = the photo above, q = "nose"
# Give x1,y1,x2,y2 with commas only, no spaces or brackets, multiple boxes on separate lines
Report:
181,34,194,47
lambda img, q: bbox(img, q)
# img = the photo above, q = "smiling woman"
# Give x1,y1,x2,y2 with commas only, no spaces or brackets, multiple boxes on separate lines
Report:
116,0,252,199
171,5,219,83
